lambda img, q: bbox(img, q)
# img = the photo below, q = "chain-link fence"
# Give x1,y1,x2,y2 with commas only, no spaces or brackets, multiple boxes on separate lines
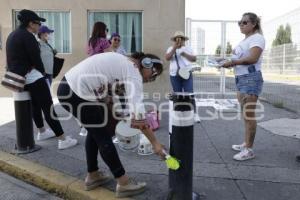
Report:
186,17,300,114
193,54,300,114
263,43,300,75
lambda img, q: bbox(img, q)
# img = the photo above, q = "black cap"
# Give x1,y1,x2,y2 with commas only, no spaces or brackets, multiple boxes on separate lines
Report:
17,9,46,23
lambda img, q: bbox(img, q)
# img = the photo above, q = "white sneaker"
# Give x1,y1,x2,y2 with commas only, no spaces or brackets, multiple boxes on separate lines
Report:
116,178,146,198
58,136,78,150
194,114,201,123
232,143,246,151
79,127,88,136
233,148,255,161
37,129,55,141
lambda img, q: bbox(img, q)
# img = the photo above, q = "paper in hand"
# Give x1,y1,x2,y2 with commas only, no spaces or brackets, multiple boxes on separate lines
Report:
205,57,227,68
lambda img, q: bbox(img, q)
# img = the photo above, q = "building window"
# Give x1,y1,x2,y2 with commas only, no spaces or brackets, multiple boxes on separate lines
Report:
88,11,142,53
13,10,71,53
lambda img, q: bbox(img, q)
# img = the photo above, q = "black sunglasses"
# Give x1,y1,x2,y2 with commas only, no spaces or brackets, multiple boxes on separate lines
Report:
33,21,41,26
238,20,250,26
106,28,109,32
113,38,121,42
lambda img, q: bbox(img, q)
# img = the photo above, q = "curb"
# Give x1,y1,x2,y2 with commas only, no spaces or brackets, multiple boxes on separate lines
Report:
0,151,132,200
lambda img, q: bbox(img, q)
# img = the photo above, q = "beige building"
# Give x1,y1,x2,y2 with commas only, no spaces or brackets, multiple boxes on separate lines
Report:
0,0,185,96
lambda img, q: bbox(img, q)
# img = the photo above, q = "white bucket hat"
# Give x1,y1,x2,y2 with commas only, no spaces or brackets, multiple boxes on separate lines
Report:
171,31,189,41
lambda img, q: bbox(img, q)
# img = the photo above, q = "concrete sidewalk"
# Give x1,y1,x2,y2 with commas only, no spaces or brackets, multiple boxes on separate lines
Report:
0,171,62,200
0,99,300,200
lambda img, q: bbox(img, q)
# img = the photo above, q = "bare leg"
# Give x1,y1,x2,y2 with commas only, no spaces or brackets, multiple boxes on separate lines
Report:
236,92,246,145
241,94,258,148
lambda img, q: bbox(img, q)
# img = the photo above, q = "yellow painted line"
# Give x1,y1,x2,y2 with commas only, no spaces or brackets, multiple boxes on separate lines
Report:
0,151,132,200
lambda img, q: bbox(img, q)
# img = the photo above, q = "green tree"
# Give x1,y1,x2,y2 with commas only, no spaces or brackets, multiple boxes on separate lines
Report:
226,42,232,55
272,24,292,46
215,45,221,56
215,42,232,56
270,24,296,74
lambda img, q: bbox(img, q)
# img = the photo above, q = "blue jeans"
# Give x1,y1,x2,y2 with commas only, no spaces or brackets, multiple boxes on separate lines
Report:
170,75,196,112
170,75,194,93
235,71,264,96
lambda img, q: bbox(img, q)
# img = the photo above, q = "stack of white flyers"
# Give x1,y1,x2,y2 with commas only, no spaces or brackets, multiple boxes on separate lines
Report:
205,57,227,68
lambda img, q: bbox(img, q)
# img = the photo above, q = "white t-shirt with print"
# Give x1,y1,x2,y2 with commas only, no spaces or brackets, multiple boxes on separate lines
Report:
166,46,194,76
232,33,265,76
65,52,146,118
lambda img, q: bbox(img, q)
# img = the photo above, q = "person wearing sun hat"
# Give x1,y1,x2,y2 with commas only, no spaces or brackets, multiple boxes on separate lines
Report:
165,31,200,123
5,9,78,150
38,25,56,85
170,31,189,42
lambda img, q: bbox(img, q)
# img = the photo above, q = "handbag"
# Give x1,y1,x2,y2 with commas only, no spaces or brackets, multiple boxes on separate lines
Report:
175,52,190,80
178,68,191,80
1,71,26,92
45,42,64,79
53,56,64,79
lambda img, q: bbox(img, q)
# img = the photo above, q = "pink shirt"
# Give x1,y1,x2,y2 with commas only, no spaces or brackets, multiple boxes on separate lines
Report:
87,38,110,56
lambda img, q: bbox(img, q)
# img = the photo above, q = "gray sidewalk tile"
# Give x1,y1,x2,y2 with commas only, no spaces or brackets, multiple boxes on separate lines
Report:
194,163,232,179
228,164,300,184
0,172,62,200
1,96,300,199
237,180,300,200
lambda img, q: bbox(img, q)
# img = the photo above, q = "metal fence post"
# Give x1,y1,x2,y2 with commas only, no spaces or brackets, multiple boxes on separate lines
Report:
168,93,200,200
282,43,286,74
12,91,41,154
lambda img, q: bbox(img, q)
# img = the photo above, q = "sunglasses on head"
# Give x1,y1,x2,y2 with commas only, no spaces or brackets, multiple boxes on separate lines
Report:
238,20,250,26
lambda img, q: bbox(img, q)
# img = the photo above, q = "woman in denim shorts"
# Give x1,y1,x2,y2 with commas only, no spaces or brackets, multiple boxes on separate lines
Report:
221,12,265,161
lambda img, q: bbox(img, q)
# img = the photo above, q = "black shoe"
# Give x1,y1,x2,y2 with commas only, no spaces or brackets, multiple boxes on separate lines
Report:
296,155,300,163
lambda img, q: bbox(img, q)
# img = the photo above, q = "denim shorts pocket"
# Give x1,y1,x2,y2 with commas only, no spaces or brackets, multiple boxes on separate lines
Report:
255,71,264,82
246,78,257,86
235,71,263,96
